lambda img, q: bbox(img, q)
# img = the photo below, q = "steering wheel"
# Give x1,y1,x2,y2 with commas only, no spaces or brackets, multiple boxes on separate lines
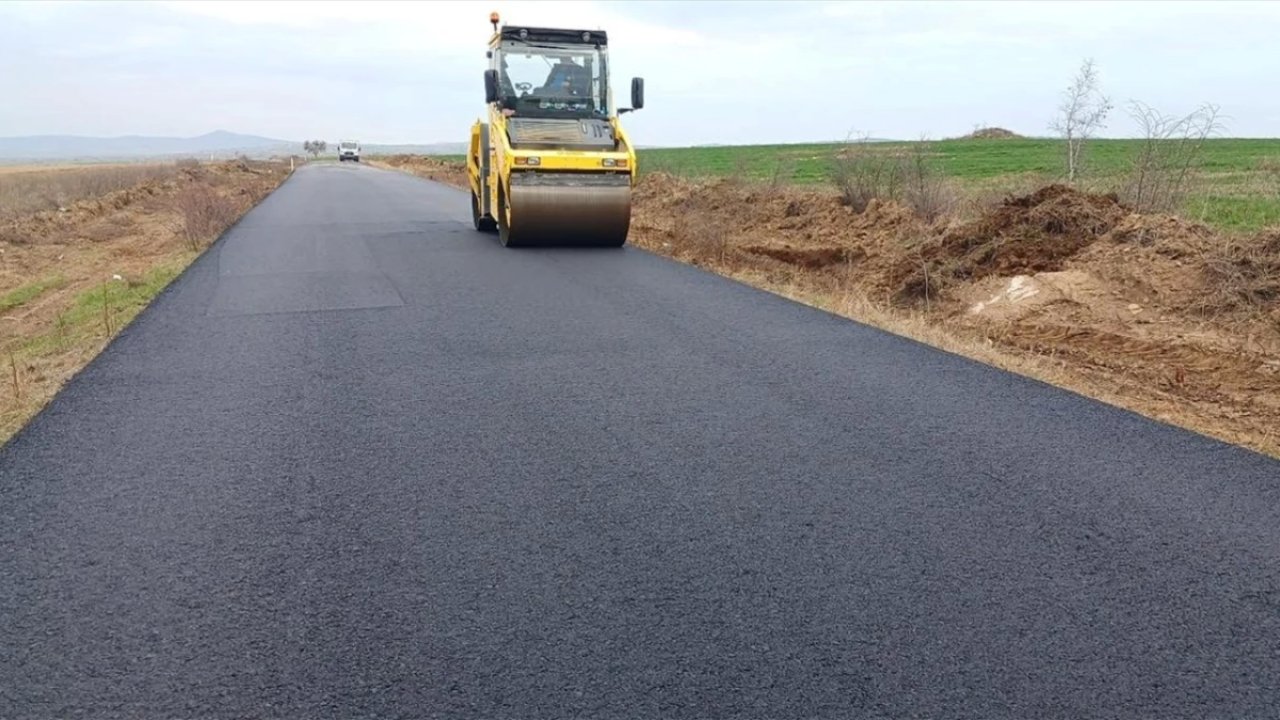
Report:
515,82,533,94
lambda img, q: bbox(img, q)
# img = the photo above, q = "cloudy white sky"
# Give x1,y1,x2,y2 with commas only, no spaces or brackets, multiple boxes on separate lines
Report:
2,0,1278,145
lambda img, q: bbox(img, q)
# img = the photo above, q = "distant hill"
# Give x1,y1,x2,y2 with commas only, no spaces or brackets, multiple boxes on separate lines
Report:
0,131,301,162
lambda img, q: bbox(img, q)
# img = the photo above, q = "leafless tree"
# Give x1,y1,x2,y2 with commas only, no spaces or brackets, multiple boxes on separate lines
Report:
1049,58,1113,183
1125,101,1224,213
303,140,327,159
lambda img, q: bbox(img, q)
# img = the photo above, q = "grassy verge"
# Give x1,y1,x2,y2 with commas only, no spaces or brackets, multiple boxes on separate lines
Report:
1,275,67,313
1,159,291,446
14,266,183,357
3,264,192,443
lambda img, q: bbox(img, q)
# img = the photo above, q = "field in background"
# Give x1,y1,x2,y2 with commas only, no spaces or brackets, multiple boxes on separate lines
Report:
1,159,292,445
636,138,1280,232
640,138,1280,180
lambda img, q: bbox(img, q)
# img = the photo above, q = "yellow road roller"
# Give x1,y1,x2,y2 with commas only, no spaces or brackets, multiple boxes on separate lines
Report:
467,13,645,247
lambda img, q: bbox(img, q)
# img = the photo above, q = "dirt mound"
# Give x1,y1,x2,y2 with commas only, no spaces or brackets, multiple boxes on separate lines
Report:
1106,212,1213,252
376,155,469,189
890,185,1128,302
0,162,253,246
631,172,929,285
634,172,921,241
964,127,1022,139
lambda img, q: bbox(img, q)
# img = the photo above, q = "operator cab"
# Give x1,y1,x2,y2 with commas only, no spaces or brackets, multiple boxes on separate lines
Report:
483,20,644,122
490,26,610,120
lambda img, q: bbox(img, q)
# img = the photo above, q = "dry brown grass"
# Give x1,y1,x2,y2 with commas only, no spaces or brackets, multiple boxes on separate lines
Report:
175,184,243,250
1201,229,1280,314
0,163,182,220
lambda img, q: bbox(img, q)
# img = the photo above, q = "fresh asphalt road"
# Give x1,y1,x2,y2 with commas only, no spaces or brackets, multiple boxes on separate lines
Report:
3,162,1279,719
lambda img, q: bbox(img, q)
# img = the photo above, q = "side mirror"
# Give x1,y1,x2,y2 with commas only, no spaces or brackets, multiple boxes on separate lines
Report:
484,70,499,104
631,77,645,110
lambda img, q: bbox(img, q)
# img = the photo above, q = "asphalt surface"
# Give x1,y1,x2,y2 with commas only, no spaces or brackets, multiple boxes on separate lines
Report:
3,162,1280,719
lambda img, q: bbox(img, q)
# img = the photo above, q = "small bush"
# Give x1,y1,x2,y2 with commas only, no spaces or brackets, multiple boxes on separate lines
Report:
176,185,240,250
830,135,904,213
830,135,954,221
901,143,956,222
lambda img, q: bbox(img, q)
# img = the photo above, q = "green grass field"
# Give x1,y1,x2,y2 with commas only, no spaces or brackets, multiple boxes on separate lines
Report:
635,138,1280,232
638,138,1279,181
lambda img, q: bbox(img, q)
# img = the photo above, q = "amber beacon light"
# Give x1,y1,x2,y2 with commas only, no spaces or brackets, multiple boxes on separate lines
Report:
489,12,500,31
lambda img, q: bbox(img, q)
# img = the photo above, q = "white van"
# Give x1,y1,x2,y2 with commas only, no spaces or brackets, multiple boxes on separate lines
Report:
338,141,361,162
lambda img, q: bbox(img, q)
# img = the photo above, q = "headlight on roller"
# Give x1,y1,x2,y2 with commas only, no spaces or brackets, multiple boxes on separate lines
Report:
601,158,628,168
514,156,541,166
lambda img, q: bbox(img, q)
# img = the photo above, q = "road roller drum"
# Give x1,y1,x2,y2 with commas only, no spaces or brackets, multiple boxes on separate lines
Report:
501,173,631,247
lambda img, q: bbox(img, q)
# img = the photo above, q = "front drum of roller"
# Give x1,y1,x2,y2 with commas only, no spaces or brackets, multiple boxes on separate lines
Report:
504,172,632,247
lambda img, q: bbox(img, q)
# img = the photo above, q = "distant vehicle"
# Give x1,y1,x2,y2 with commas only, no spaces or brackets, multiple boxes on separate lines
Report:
338,141,361,162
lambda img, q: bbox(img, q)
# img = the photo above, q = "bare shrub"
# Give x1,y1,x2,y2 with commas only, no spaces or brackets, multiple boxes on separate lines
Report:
902,141,955,222
830,134,903,213
176,185,240,250
1049,58,1113,183
1123,102,1223,213
830,134,954,221
684,220,732,266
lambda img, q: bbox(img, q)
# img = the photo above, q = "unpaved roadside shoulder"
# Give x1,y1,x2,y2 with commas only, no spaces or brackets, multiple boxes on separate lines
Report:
1,159,293,446
370,156,469,189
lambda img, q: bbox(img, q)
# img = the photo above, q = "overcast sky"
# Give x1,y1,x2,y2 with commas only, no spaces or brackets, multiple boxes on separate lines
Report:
2,0,1278,146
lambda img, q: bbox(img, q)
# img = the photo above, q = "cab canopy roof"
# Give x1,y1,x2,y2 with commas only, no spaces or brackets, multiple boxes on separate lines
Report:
498,26,607,46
